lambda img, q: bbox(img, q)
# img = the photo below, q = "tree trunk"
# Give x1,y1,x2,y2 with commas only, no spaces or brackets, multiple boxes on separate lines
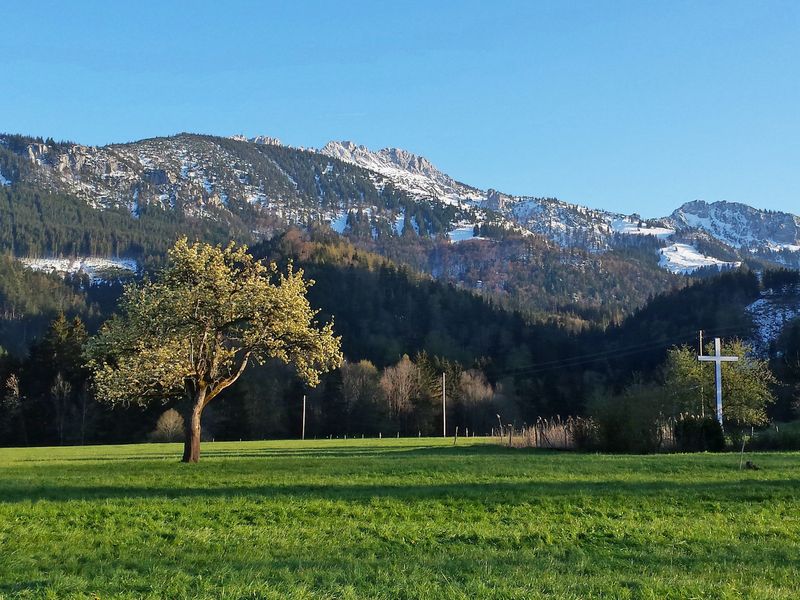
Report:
182,388,206,463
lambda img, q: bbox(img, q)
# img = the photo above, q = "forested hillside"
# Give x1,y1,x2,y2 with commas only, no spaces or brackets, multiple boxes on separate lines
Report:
0,132,702,325
0,131,798,446
2,224,797,446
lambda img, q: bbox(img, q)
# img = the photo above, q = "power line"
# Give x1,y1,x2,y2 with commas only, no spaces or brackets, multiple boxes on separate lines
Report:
492,325,749,377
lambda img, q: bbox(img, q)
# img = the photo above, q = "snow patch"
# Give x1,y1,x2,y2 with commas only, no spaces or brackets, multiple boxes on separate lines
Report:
746,291,800,354
610,218,674,239
393,212,406,235
19,257,138,283
0,169,10,186
247,193,267,205
130,188,140,218
329,211,349,234
448,222,482,242
658,243,741,275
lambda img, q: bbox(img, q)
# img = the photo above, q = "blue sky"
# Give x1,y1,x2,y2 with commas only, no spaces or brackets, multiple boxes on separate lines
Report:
2,1,798,217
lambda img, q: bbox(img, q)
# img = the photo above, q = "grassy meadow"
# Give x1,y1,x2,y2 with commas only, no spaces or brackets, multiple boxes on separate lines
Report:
0,438,798,599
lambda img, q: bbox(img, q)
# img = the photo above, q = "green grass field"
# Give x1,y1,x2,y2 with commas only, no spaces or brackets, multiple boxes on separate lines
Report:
0,439,798,599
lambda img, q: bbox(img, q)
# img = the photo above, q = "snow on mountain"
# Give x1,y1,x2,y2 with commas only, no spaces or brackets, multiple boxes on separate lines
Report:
484,189,675,251
19,257,138,283
328,211,349,234
320,141,483,207
0,133,357,229
746,286,800,354
0,168,10,186
447,221,487,242
609,218,674,238
658,243,741,275
671,200,800,251
230,134,283,146
4,131,800,277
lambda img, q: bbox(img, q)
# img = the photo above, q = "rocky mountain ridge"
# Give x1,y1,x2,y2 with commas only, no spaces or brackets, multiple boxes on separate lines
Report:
318,138,800,271
1,132,799,275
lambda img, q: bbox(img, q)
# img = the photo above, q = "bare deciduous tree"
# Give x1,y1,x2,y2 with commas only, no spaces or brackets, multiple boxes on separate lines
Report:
50,373,72,446
380,355,419,419
150,409,186,442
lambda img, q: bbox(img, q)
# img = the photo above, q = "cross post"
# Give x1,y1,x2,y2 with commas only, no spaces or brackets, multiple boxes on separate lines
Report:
698,337,739,427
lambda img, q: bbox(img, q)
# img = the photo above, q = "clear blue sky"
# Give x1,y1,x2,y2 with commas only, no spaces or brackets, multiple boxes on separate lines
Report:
2,1,798,217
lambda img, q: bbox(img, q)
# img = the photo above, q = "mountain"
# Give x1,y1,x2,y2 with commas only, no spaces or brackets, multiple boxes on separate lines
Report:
1,131,798,329
321,141,484,207
317,139,800,272
669,200,800,267
670,200,800,250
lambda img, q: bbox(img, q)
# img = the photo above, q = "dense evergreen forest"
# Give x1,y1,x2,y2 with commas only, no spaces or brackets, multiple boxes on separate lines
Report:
1,224,798,446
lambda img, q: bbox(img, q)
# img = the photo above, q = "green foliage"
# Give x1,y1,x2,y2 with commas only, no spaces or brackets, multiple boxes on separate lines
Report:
771,317,800,419
0,313,93,446
0,254,97,354
85,238,342,461
0,182,247,260
673,415,725,452
748,421,800,450
601,269,761,380
762,268,800,292
586,382,668,453
663,341,776,426
86,238,342,408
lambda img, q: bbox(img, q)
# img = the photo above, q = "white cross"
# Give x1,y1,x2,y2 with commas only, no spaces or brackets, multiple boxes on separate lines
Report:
698,337,739,426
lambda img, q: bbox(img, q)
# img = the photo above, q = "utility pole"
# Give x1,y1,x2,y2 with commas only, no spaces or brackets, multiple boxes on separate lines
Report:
301,394,307,440
698,337,739,427
442,372,446,437
699,330,705,417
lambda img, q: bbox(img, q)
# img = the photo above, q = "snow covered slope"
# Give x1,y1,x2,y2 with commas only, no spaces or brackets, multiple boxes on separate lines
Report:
19,257,137,283
321,141,483,207
671,200,800,252
746,285,800,354
321,141,676,251
658,243,741,275
484,189,675,251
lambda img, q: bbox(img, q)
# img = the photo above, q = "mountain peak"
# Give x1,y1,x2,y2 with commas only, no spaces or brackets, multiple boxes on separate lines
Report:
230,134,282,146
320,140,483,206
671,200,800,250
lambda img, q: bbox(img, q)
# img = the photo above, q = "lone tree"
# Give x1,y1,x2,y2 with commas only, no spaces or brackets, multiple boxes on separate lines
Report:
663,339,775,426
85,238,342,462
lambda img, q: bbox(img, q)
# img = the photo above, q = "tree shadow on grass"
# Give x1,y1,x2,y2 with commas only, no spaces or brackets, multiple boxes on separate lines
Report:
14,443,521,463
0,476,797,504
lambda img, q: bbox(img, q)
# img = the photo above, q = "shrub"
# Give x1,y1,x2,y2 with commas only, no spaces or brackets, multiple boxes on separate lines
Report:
587,383,666,453
748,421,800,450
673,415,725,452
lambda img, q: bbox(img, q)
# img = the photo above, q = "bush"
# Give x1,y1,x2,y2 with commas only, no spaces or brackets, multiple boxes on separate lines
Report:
571,417,600,451
748,421,800,450
673,415,725,452
587,383,666,453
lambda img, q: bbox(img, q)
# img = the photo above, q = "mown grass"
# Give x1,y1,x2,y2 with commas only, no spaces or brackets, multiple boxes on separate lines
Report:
0,438,798,599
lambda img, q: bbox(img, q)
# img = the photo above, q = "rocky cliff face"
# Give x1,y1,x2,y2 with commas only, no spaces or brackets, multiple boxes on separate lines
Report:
670,200,800,251
1,133,413,229
321,141,484,206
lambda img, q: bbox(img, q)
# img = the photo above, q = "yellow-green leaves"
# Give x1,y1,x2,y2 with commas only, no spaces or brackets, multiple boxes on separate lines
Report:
663,340,775,426
85,237,342,407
